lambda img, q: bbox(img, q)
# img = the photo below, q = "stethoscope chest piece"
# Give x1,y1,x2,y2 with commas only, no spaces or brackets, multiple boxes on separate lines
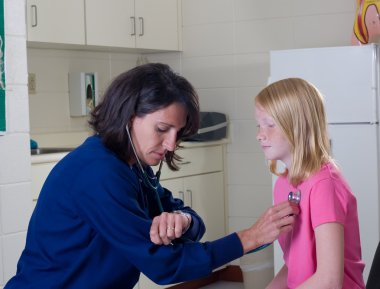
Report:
288,190,301,205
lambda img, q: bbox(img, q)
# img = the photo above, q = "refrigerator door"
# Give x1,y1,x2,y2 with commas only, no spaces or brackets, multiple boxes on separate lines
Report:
270,45,378,124
328,124,379,282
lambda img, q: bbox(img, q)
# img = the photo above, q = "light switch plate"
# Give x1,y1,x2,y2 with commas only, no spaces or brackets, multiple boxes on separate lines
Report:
28,73,36,94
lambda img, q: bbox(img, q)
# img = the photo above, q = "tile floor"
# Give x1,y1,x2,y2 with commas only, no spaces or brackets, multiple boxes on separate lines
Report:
198,281,244,289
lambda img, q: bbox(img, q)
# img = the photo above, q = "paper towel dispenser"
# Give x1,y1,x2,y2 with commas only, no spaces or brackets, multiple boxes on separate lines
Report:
69,72,98,116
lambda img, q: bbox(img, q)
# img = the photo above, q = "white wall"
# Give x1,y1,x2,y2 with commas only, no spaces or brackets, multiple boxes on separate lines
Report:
0,0,33,287
28,49,140,134
147,0,356,270
0,0,357,287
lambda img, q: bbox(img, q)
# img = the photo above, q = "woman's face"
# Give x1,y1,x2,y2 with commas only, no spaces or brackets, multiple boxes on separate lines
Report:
254,104,292,167
130,102,187,166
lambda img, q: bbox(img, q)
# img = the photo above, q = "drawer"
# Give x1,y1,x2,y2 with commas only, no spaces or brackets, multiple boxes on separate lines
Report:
159,145,223,180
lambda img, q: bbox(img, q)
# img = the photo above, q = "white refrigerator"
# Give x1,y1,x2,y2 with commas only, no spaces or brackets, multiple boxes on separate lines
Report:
269,44,380,282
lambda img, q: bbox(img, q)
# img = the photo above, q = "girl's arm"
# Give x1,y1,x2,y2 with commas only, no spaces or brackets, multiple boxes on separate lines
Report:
266,264,289,289
297,222,344,289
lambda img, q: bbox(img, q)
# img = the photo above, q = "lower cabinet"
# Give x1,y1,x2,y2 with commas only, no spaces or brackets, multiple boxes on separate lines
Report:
31,153,69,201
161,172,225,241
138,142,227,289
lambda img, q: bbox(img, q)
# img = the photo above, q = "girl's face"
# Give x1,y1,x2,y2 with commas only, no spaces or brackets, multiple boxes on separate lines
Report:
254,104,292,168
130,102,187,166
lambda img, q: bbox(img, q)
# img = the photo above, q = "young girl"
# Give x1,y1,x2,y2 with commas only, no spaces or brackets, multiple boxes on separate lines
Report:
254,78,365,289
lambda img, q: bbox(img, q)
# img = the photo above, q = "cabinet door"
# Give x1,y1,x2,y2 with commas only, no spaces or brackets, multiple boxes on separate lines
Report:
31,162,57,200
184,172,225,242
85,0,136,48
138,274,167,289
135,0,180,50
160,178,185,203
26,0,85,45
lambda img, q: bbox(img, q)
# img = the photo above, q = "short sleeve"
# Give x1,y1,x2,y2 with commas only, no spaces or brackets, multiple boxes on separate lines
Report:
310,178,347,229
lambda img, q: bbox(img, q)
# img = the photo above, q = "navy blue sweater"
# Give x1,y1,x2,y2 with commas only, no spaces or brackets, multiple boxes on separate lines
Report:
5,136,243,289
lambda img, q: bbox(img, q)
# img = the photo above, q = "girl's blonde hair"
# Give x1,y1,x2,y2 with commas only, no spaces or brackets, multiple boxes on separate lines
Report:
255,78,334,186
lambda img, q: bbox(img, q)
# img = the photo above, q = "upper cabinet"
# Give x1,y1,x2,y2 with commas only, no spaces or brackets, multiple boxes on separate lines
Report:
85,0,181,51
85,0,135,49
135,0,180,51
26,0,85,45
26,0,182,51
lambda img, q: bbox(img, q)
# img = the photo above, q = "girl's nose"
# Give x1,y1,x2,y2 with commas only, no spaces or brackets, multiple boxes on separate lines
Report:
256,129,265,142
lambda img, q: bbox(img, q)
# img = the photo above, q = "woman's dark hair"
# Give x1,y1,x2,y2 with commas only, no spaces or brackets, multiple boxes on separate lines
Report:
89,63,200,170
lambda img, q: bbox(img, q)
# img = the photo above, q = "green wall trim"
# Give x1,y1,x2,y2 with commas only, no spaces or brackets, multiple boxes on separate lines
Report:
0,0,5,133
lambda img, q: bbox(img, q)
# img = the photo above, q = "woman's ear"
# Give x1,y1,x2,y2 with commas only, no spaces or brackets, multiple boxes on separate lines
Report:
127,116,135,130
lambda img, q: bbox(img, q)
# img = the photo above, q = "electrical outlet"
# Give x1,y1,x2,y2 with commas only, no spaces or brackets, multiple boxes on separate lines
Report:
28,73,36,94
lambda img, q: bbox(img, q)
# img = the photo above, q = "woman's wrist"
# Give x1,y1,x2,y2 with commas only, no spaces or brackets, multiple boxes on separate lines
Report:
173,210,192,233
237,229,259,254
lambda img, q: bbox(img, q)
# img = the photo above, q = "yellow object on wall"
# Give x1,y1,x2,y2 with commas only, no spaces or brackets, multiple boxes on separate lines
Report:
352,0,380,45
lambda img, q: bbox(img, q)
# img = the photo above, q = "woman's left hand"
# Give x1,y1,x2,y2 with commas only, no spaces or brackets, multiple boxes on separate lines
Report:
150,211,191,245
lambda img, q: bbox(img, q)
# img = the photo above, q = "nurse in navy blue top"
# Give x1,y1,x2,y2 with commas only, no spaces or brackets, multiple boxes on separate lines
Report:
5,63,298,289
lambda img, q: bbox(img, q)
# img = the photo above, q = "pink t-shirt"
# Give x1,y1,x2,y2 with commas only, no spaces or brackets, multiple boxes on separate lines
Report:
274,162,365,289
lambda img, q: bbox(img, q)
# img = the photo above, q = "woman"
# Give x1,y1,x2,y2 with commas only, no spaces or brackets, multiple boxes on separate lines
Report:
254,78,365,289
5,63,298,289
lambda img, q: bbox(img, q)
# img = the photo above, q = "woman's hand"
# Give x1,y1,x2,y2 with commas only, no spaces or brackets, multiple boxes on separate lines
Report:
237,200,299,253
150,211,192,245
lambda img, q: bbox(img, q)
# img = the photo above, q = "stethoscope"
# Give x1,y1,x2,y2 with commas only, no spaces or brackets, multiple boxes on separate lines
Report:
247,190,301,254
126,125,192,243
126,125,165,213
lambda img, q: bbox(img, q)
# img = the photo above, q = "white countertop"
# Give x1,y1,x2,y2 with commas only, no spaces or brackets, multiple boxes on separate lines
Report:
31,139,229,164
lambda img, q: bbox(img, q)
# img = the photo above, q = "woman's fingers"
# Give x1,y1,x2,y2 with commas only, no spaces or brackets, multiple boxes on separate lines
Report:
238,200,300,253
149,212,187,245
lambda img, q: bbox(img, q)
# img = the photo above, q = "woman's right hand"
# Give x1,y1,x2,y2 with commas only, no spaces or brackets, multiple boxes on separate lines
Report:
237,200,299,254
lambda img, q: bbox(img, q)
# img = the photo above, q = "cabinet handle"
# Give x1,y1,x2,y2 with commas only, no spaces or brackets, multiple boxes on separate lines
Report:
186,189,193,207
31,5,38,27
138,17,144,36
178,191,184,202
130,17,136,36
180,161,191,165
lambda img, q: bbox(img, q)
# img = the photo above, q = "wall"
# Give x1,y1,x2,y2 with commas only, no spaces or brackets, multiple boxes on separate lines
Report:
146,0,356,276
28,49,140,136
0,0,32,287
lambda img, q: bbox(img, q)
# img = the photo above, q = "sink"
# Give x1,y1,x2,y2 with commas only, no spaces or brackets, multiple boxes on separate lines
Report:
31,147,74,155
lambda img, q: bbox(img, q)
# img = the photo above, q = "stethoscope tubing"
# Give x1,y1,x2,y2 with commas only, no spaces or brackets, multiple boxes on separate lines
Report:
126,125,165,212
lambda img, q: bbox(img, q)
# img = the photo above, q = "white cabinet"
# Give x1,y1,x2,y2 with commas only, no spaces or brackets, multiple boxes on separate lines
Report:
26,0,85,45
135,0,180,51
161,172,225,242
31,152,69,201
85,0,135,48
85,0,181,51
160,143,227,241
